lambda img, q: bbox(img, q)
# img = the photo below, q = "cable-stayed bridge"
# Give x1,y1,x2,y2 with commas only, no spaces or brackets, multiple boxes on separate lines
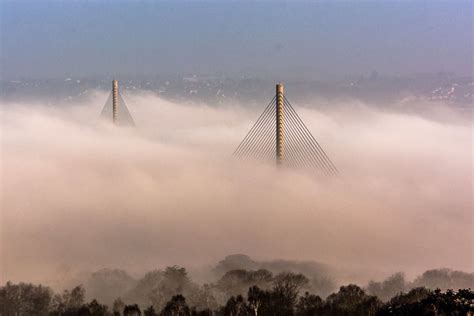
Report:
100,80,135,126
100,80,337,174
234,84,338,175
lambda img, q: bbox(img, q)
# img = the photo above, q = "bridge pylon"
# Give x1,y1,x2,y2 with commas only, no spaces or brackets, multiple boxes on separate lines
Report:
233,83,338,175
112,79,119,125
276,83,284,166
100,79,135,126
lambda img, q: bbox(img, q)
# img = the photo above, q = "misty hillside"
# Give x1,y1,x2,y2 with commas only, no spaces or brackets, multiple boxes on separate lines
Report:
86,269,138,306
2,258,472,315
80,254,336,306
75,254,474,308
213,254,333,279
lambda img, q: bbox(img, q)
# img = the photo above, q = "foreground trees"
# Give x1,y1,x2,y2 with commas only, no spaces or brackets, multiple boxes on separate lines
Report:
1,267,472,316
377,288,474,315
295,292,323,316
0,282,52,316
161,295,190,316
123,304,141,316
50,286,87,315
324,284,381,316
219,284,380,316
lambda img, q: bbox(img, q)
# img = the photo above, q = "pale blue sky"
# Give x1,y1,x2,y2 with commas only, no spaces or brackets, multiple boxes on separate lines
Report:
1,0,472,79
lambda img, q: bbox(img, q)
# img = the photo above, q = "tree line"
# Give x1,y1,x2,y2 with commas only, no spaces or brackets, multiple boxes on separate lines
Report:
1,267,473,316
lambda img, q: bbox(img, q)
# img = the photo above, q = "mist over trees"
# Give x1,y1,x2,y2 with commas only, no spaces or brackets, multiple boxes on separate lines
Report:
1,255,472,315
366,269,474,302
87,269,137,306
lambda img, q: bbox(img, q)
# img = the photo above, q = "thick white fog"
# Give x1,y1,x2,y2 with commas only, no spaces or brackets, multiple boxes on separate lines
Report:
0,91,472,287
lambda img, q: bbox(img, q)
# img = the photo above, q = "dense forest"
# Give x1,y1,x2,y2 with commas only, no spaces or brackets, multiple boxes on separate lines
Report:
1,255,473,316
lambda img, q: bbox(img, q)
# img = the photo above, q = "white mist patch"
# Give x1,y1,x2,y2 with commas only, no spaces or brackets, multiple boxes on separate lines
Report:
0,92,472,287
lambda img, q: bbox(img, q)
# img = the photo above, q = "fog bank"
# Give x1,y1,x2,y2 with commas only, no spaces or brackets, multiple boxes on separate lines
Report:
1,91,472,287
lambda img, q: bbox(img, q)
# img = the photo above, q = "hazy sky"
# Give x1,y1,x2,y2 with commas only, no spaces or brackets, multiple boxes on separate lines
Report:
0,0,472,79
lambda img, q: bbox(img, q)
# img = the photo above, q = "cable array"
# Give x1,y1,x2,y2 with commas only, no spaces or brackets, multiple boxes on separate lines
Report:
100,90,135,126
234,95,338,175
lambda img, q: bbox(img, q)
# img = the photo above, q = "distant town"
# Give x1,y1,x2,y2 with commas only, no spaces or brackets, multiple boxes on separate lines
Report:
1,72,472,107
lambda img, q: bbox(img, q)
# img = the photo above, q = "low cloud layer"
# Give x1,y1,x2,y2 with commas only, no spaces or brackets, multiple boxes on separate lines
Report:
1,91,472,287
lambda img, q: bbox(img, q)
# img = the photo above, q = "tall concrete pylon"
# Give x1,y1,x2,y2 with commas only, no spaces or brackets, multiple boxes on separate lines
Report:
275,83,285,165
233,83,338,175
112,79,119,125
100,79,135,126
276,83,284,165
